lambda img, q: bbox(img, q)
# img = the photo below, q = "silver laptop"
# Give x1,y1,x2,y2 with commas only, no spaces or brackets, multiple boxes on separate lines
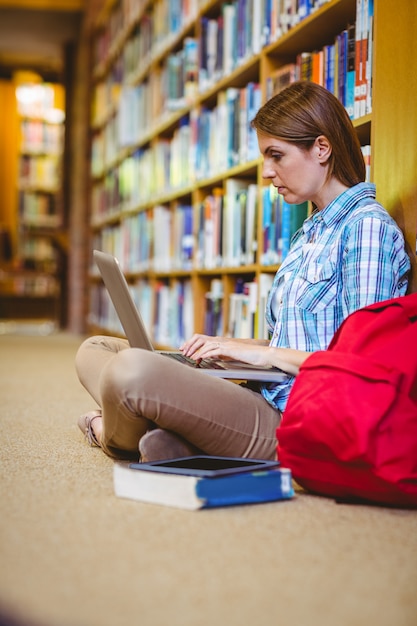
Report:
93,250,287,383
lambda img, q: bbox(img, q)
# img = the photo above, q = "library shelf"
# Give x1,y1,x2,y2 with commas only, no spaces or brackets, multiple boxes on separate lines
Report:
85,0,417,346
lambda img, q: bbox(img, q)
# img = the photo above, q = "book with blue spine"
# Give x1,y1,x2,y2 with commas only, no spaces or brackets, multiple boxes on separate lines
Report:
114,456,294,510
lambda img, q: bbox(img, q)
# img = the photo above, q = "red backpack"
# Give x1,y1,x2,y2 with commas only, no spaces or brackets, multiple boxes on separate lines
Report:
277,292,417,508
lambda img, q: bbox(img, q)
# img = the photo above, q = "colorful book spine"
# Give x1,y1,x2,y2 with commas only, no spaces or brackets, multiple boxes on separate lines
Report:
337,29,347,106
365,0,374,114
354,0,363,119
346,22,356,118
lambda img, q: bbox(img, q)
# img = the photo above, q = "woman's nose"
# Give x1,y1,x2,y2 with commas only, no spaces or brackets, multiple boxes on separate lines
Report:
262,162,275,179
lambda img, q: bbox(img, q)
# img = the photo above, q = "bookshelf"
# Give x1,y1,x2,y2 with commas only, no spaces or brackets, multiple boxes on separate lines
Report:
86,0,417,346
0,77,67,330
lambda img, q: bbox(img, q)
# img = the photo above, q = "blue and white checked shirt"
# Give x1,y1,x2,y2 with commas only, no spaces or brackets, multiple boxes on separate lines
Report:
261,182,410,412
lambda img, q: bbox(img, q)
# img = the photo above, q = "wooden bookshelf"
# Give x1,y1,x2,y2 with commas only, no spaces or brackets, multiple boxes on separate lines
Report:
0,78,67,329
85,0,417,346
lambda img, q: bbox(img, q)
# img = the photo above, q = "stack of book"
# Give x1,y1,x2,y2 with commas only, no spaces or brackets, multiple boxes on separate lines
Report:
114,455,295,510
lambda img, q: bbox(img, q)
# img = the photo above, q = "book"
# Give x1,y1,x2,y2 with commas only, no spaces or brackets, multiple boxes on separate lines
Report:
223,178,248,267
365,0,374,114
228,279,258,339
345,22,356,119
354,0,363,119
336,29,347,106
258,273,274,339
266,63,299,100
222,3,237,76
114,456,294,510
204,278,224,335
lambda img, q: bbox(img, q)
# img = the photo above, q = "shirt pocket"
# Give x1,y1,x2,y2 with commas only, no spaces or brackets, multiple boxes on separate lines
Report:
295,258,339,312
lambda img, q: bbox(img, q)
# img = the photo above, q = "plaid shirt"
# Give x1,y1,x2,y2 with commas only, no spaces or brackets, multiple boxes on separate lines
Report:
261,182,410,412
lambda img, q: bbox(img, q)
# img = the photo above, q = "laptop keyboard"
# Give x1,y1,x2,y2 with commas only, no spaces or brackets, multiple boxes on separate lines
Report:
164,353,224,369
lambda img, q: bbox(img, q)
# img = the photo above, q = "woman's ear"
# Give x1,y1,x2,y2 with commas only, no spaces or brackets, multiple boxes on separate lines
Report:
315,135,332,163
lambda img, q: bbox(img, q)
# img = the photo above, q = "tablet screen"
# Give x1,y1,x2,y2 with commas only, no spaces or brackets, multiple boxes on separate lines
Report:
130,455,280,477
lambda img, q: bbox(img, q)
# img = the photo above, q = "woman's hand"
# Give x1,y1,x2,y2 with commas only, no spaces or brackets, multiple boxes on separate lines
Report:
180,334,243,361
180,334,312,376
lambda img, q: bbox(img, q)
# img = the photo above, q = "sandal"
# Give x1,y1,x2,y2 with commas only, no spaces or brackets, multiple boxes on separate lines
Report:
78,409,102,447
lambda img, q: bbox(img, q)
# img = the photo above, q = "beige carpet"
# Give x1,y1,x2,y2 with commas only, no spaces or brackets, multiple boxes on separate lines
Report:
0,332,416,626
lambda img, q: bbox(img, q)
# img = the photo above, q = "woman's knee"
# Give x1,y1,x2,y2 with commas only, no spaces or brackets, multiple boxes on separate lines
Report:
99,348,160,401
75,335,129,386
78,335,128,354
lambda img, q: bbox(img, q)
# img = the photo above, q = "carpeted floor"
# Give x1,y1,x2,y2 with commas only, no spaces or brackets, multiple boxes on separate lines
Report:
0,332,416,626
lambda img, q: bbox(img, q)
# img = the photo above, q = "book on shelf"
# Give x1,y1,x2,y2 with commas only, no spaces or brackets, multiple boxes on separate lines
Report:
228,279,258,339
222,3,237,76
196,188,224,269
153,205,172,272
365,0,374,115
180,204,194,270
251,0,262,53
165,42,196,112
266,63,299,100
354,0,373,118
258,273,274,340
184,37,199,103
191,105,208,180
215,13,224,82
354,0,364,119
226,87,240,168
324,43,335,94
312,50,324,87
245,82,261,161
204,278,224,336
244,183,258,265
346,22,356,119
118,84,142,148
114,456,294,510
199,15,221,91
170,117,192,189
336,29,347,107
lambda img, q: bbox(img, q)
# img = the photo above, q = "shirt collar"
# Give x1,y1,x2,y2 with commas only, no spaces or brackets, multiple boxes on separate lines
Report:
303,182,376,235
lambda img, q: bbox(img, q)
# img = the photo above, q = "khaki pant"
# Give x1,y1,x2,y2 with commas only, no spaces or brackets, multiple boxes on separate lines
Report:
75,336,281,461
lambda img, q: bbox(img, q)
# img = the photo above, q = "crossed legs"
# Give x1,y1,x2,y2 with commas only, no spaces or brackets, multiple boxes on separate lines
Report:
75,336,281,461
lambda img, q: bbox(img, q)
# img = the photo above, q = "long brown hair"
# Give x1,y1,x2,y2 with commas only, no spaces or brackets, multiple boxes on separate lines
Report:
251,81,366,186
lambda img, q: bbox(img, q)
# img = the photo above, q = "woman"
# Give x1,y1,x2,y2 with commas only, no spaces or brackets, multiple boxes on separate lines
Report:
76,81,410,462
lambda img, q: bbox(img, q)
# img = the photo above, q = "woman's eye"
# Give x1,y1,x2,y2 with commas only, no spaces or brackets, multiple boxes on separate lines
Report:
271,153,282,161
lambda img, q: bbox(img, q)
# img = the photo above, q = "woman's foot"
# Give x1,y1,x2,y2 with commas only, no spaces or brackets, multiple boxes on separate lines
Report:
78,409,103,447
139,429,199,462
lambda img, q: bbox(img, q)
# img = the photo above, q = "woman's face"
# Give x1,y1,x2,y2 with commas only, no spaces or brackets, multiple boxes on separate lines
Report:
257,133,329,207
